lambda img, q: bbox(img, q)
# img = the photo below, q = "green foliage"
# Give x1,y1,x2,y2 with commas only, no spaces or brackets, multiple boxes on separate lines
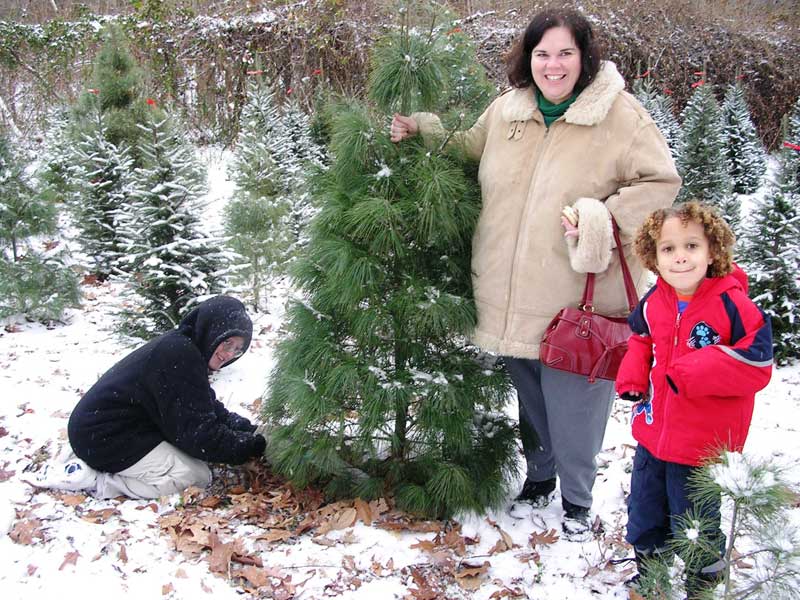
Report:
0,133,55,261
264,10,516,519
739,186,800,365
224,77,325,312
0,131,79,321
0,253,80,321
677,84,740,232
71,24,154,159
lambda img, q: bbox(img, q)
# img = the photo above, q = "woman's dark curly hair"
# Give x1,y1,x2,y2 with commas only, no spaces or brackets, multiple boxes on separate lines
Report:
506,9,602,90
634,201,736,278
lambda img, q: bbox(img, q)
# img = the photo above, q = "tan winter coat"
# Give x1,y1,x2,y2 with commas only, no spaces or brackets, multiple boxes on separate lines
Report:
413,62,680,359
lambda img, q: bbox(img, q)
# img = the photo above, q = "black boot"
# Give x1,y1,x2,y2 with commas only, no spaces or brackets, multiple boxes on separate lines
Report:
685,559,724,599
561,498,592,542
514,477,556,508
628,547,674,595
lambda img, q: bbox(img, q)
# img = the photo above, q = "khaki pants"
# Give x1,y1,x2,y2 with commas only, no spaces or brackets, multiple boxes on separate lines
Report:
94,442,211,500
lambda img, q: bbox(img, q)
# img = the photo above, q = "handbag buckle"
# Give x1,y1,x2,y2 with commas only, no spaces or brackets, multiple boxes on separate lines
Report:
578,303,595,312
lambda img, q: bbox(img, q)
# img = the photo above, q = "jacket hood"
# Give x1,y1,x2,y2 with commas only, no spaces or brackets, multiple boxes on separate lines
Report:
501,61,626,126
177,296,252,367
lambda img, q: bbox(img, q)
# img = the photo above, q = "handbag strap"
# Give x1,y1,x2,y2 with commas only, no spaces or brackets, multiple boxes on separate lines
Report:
581,217,638,312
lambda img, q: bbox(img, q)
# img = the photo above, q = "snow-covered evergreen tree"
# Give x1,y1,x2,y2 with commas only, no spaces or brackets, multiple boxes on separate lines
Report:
633,76,681,160
677,85,738,228
115,113,227,336
778,96,800,197
0,131,79,321
739,186,800,365
721,82,766,194
224,78,293,312
279,93,327,252
224,79,326,312
68,107,133,278
263,11,515,519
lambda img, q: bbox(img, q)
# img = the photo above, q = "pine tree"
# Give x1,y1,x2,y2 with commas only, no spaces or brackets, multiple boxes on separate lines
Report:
677,84,740,231
0,131,79,321
639,451,800,599
114,112,227,336
71,24,150,157
224,80,326,312
68,106,133,278
262,9,516,519
739,186,800,365
721,82,766,194
778,97,800,197
224,78,294,312
279,92,327,254
633,75,681,160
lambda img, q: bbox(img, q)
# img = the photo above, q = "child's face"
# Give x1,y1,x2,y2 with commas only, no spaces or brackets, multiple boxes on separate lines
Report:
655,217,713,296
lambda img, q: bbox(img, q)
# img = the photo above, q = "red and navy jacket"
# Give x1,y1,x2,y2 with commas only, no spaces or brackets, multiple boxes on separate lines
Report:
615,266,773,466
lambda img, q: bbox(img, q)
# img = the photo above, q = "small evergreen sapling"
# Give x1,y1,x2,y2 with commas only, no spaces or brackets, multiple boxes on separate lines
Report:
677,84,740,232
68,105,133,278
224,78,325,312
721,82,766,195
263,9,515,519
114,113,228,336
0,131,79,321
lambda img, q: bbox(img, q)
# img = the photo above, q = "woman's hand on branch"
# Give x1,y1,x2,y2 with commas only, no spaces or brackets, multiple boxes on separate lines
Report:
390,113,419,143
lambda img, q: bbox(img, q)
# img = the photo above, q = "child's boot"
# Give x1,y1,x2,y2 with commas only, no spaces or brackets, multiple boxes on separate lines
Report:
685,558,724,599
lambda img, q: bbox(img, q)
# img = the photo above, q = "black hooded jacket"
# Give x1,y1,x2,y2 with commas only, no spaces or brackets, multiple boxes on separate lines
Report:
68,296,262,473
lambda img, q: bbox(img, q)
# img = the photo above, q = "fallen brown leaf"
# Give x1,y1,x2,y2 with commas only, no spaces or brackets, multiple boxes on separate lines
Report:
529,528,559,547
256,529,294,543
60,493,87,506
199,496,222,509
240,565,270,588
82,507,120,524
0,465,15,482
162,582,174,595
455,560,490,591
9,518,45,545
26,564,37,576
174,568,188,579
118,543,128,563
354,497,373,526
59,550,80,571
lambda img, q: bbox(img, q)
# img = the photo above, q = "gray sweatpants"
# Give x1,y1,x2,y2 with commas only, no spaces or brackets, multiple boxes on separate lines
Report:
94,441,211,500
505,357,615,509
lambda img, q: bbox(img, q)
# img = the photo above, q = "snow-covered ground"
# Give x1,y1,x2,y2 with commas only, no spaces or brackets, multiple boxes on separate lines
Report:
1,151,798,600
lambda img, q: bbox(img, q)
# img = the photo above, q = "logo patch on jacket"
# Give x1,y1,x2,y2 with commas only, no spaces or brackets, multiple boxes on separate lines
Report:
687,321,721,349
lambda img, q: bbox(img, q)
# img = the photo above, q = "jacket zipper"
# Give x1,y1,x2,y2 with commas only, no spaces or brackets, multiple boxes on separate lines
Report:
501,123,553,339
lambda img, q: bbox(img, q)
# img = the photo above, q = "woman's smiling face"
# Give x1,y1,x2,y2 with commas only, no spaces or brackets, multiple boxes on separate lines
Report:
530,26,582,104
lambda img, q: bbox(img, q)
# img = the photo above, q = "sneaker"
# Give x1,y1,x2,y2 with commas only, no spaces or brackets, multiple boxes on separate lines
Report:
33,459,98,492
561,500,593,542
514,477,557,508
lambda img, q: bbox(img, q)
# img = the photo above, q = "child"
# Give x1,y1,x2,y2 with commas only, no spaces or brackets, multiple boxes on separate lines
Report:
31,296,266,499
615,202,773,597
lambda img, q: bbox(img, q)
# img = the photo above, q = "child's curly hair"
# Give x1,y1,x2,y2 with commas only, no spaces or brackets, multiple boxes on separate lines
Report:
633,201,735,278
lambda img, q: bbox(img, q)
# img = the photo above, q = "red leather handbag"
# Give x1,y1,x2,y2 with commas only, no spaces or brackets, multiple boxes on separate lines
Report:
539,219,638,383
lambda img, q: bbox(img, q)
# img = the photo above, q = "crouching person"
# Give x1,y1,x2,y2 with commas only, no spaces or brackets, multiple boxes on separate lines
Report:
39,295,266,499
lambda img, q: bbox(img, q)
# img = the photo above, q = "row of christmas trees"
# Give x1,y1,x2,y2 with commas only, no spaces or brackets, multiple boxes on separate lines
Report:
0,25,324,336
634,75,800,364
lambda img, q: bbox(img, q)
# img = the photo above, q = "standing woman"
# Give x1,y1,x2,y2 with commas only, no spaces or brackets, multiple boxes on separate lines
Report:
391,9,680,540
